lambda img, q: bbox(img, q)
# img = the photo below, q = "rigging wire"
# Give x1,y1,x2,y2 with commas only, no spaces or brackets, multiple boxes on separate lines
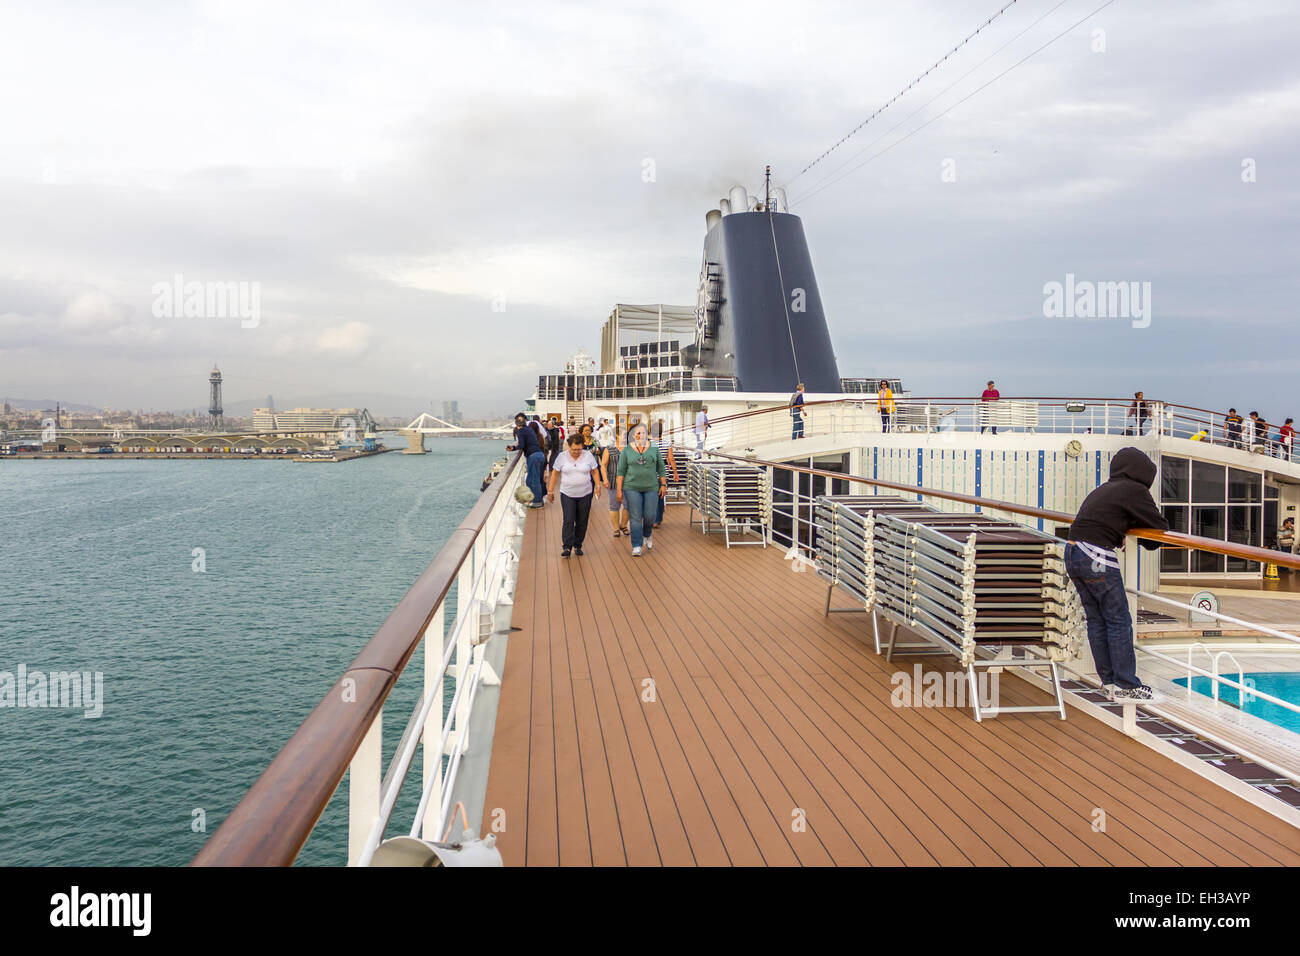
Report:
792,0,1118,206
792,0,1072,203
768,209,801,387
792,0,1022,183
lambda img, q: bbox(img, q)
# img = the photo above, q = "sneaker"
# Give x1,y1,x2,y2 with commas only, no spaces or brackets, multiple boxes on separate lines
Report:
528,502,544,509
561,548,571,558
1100,684,1116,702
613,529,621,537
1113,684,1162,704
632,547,642,557
644,538,653,550
575,547,584,556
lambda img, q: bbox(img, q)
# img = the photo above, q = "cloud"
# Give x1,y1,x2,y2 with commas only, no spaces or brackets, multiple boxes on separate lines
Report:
0,0,1298,418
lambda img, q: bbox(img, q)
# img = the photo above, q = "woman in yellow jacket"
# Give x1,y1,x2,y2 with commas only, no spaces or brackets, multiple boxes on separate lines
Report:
878,382,895,433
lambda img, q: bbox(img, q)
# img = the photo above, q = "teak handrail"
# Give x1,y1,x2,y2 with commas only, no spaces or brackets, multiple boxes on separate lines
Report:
191,450,524,867
695,447,1300,571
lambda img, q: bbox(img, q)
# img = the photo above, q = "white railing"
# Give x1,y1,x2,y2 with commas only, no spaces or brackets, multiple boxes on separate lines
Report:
678,397,1300,464
349,456,526,866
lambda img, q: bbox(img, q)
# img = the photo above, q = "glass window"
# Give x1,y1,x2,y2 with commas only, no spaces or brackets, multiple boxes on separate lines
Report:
1191,506,1225,572
1161,505,1188,572
1227,506,1259,546
1162,505,1188,533
1162,548,1188,572
1160,457,1188,502
1228,468,1260,503
1266,484,1280,500
1191,461,1225,503
1192,549,1225,573
1192,505,1224,539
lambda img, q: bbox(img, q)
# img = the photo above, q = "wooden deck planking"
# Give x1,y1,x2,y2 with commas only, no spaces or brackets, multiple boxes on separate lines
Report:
481,498,1300,866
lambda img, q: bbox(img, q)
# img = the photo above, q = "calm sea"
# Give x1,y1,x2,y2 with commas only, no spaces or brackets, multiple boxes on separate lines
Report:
0,437,504,866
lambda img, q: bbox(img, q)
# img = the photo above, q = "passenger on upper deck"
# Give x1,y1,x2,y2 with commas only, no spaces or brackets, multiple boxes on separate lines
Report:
980,380,1000,435
1224,408,1243,448
1125,391,1150,436
694,406,709,450
790,384,806,440
1065,447,1169,703
878,382,894,433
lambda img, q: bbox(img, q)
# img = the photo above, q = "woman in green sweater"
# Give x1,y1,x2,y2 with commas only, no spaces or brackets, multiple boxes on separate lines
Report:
616,423,667,556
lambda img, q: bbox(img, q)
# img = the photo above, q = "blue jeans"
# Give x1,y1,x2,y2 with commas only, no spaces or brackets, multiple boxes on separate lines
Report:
526,451,546,503
624,489,658,548
792,416,804,439
1065,542,1139,688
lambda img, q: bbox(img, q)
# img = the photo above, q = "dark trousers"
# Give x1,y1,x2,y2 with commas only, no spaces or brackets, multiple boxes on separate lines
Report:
881,412,891,433
792,415,804,439
1065,543,1139,689
561,492,592,549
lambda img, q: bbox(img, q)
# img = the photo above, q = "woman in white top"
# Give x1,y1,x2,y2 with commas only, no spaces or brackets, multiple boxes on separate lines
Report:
547,433,602,557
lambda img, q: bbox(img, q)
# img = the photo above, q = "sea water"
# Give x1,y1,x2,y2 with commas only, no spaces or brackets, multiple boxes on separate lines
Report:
0,437,503,865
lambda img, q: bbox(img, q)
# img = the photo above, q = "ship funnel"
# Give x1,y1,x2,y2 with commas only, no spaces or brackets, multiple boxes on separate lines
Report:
728,185,749,214
705,209,722,231
718,198,730,216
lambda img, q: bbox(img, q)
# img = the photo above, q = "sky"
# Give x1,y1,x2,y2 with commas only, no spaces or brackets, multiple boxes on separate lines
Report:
1,0,1297,420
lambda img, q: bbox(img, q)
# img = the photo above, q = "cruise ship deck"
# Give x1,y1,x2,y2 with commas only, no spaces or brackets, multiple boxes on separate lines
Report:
482,500,1300,867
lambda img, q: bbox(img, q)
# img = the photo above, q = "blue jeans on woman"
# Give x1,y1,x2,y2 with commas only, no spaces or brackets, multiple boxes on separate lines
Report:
526,451,546,504
1065,542,1139,689
624,489,658,548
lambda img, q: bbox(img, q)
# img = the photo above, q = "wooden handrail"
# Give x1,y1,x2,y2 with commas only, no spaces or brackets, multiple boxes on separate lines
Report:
191,449,524,867
692,447,1300,571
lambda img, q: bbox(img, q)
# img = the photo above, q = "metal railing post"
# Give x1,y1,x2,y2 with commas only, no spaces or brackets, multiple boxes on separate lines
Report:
421,597,447,840
347,714,382,866
453,558,474,754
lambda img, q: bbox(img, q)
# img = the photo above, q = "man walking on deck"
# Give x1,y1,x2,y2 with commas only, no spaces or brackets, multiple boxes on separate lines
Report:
980,380,1000,434
1065,447,1169,702
507,412,547,508
694,406,709,450
791,384,806,440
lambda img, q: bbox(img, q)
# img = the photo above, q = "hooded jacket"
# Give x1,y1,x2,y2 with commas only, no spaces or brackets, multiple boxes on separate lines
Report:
1068,447,1168,551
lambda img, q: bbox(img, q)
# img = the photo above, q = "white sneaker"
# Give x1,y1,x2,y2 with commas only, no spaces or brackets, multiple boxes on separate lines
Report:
632,546,642,557
644,538,653,550
1113,684,1162,704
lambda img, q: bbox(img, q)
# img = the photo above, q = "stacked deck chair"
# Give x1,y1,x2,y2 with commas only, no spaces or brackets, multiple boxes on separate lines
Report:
815,494,1084,721
686,459,769,547
664,446,690,503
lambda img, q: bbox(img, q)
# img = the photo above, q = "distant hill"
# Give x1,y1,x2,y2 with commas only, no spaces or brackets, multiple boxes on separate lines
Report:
3,398,100,413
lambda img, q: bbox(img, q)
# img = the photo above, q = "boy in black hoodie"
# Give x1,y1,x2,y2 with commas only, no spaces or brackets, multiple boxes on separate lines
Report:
1066,447,1169,702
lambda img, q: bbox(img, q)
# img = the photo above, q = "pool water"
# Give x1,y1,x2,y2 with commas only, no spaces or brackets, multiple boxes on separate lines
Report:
1172,672,1300,735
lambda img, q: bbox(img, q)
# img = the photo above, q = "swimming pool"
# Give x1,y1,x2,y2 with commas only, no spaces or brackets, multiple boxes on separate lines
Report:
1172,672,1300,735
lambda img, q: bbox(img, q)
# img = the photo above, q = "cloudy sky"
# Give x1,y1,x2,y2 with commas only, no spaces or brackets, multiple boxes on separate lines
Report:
1,0,1296,419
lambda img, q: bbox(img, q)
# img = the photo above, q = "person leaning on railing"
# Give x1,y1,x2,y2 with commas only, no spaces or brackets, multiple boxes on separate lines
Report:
506,412,547,508
1064,447,1169,703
